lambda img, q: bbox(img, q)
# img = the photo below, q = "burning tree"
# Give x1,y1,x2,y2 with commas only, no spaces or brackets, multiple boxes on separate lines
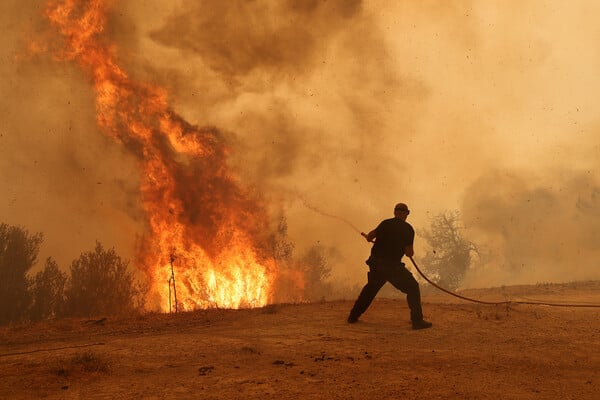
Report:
44,0,292,311
420,211,478,290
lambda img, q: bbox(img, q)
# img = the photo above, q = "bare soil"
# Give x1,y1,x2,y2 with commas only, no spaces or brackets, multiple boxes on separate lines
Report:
1,281,599,399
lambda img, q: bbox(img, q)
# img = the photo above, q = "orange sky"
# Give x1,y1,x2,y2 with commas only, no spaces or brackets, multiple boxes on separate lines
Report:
1,0,599,291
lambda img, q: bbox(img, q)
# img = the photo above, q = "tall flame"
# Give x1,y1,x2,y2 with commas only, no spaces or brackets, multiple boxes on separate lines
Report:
45,0,279,310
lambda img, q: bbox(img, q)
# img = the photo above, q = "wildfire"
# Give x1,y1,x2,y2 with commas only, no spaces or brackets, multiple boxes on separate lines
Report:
44,0,278,310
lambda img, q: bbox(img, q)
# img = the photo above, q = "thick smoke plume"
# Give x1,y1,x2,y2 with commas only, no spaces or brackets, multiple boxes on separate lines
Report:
0,0,142,268
462,170,600,286
1,0,599,297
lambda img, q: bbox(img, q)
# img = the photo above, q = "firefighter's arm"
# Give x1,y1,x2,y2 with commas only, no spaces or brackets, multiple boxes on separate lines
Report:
361,229,376,243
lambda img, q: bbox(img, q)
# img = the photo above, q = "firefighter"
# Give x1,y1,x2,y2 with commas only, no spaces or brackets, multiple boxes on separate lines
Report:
348,203,432,329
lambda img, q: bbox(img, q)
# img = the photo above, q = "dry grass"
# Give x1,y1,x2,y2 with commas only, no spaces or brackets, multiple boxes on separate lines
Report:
52,351,110,377
0,281,598,400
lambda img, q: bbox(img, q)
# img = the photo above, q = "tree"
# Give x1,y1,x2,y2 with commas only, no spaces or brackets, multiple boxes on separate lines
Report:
64,242,143,317
266,217,337,303
29,258,67,321
299,244,334,301
420,211,478,290
0,223,43,325
270,216,294,264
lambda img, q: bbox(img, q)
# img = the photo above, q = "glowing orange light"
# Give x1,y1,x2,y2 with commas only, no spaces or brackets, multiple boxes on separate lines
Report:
45,0,279,311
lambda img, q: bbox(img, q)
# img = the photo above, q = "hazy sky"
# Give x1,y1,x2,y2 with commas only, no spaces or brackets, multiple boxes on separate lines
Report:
1,0,599,290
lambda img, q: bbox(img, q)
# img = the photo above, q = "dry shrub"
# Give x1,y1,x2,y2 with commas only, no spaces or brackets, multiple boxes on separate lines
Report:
475,304,512,320
64,242,144,317
0,224,43,325
261,304,279,314
53,351,110,376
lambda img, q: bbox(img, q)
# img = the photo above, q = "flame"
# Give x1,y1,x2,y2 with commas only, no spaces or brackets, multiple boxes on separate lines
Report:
44,0,279,310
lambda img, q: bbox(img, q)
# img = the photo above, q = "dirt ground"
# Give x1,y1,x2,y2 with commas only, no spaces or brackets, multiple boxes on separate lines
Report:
1,281,599,400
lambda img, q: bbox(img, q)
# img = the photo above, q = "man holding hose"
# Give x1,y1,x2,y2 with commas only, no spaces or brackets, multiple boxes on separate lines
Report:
348,203,432,329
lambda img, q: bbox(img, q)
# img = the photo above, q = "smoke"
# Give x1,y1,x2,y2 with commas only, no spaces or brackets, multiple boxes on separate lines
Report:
117,0,429,287
0,0,142,268
461,169,600,286
2,0,600,292
149,0,362,79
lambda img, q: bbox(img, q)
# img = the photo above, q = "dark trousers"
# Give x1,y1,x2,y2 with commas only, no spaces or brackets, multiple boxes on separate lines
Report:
349,259,423,322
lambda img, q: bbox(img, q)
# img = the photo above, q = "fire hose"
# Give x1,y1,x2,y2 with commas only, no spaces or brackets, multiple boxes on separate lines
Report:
407,255,600,308
298,196,600,308
359,232,600,308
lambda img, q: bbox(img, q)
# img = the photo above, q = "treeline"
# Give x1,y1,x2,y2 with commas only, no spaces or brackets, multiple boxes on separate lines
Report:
0,211,478,325
0,223,144,326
